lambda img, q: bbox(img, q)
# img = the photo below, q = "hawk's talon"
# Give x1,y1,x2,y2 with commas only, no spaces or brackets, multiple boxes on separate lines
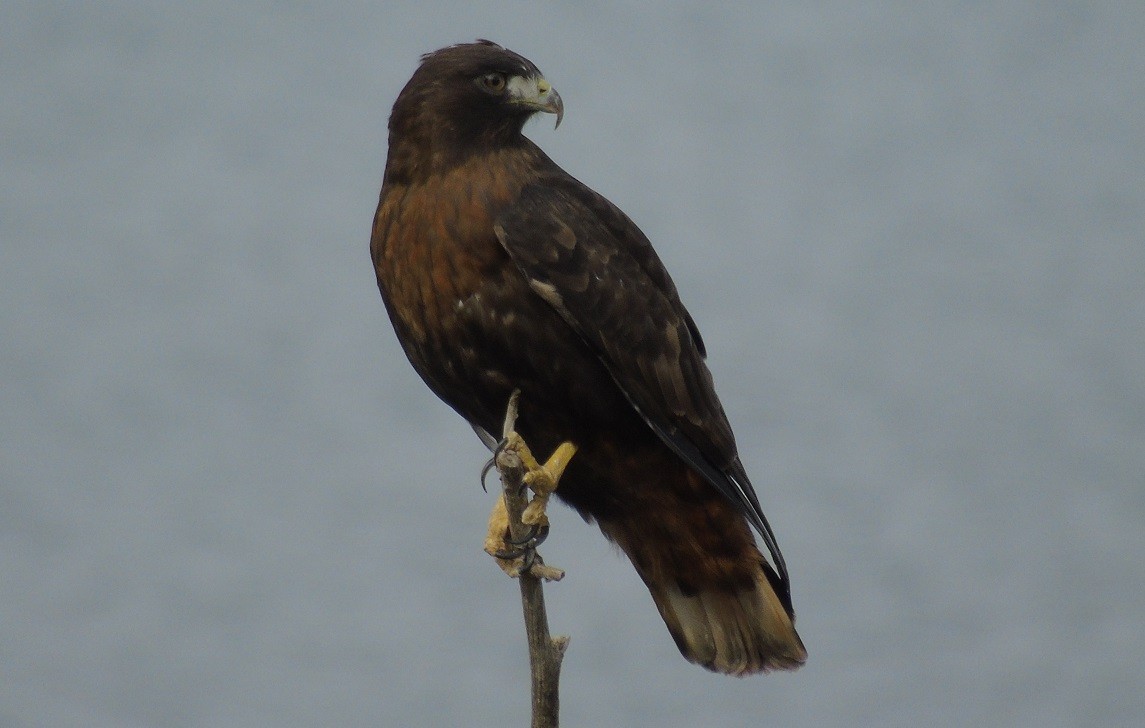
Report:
506,522,539,547
482,398,576,582
528,523,550,547
493,545,527,561
480,436,513,492
506,522,550,548
480,457,496,492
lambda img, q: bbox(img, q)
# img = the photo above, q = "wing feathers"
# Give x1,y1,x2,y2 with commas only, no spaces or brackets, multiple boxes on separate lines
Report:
495,177,793,606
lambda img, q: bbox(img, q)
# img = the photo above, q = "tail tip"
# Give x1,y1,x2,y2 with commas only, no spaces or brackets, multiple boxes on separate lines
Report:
658,581,807,676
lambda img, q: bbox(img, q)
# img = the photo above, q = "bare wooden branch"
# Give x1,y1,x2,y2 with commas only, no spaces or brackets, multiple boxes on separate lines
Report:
495,390,570,728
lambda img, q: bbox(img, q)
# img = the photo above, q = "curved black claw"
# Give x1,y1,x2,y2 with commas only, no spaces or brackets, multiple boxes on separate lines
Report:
480,457,496,493
492,545,526,561
506,522,549,548
494,537,546,575
506,522,543,547
492,543,539,574
480,436,512,492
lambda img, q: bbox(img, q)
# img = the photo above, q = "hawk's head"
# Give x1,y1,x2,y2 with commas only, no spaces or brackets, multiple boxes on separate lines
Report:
387,40,563,171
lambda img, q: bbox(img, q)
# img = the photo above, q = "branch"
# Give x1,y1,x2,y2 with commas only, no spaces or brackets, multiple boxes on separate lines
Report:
495,391,570,728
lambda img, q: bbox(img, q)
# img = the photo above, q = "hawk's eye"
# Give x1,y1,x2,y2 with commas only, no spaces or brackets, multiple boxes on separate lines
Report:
479,73,507,93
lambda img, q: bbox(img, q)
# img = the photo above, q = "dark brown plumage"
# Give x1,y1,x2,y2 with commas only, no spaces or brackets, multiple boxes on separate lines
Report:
371,40,806,674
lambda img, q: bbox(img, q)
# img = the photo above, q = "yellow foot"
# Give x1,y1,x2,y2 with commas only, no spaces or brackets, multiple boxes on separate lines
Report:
483,493,564,580
482,429,577,582
483,494,514,569
516,436,577,530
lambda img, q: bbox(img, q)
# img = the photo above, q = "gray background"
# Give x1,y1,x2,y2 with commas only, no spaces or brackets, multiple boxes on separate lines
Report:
3,2,1142,726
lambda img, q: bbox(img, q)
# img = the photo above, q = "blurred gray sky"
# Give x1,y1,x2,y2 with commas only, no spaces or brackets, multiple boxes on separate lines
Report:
2,2,1143,726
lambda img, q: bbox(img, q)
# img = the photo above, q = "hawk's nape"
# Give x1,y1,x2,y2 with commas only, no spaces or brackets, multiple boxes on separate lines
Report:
370,40,806,674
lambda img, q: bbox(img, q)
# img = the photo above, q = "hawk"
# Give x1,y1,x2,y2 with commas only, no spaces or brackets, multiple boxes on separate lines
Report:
370,40,806,675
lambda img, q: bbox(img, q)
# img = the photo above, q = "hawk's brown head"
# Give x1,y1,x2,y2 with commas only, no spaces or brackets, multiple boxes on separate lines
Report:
385,40,563,183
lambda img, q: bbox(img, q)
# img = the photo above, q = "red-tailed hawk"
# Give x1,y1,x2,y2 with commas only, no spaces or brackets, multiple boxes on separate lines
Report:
371,40,806,674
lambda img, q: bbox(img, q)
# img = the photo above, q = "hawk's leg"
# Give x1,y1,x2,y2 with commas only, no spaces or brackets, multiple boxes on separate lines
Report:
483,429,577,581
520,435,576,532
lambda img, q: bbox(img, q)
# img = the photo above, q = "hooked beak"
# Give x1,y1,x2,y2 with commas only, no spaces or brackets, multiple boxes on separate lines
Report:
508,75,564,128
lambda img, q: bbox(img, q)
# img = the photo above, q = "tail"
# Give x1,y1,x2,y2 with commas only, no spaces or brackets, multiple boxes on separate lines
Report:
649,562,806,675
600,520,807,676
